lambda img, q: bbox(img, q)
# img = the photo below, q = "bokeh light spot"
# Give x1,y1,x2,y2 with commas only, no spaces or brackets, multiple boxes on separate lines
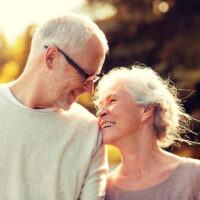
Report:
158,1,169,13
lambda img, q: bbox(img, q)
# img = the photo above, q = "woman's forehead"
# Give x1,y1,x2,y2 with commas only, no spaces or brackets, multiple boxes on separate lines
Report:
98,83,128,104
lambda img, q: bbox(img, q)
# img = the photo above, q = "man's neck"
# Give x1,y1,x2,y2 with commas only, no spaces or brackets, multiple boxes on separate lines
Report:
9,74,43,109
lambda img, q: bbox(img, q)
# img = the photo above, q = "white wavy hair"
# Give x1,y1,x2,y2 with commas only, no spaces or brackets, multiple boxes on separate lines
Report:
31,12,108,56
94,65,192,148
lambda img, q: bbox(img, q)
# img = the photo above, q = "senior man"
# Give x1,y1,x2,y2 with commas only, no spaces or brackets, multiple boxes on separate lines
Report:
0,13,108,200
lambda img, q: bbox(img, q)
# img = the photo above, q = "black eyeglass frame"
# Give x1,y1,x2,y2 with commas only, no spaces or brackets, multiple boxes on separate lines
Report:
44,45,102,82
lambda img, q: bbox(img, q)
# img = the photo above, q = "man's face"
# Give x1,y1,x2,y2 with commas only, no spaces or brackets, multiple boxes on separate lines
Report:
45,37,105,110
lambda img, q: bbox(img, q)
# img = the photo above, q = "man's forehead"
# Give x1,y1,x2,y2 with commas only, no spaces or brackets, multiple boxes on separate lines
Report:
83,36,105,74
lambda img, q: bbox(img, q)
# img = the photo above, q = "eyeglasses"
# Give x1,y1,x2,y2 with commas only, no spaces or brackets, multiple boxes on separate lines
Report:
44,45,102,83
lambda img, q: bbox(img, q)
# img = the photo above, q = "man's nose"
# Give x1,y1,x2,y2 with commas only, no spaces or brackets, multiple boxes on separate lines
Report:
83,80,94,94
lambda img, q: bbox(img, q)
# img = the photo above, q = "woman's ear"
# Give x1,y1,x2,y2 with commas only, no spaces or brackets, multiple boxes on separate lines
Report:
141,105,155,123
45,46,58,69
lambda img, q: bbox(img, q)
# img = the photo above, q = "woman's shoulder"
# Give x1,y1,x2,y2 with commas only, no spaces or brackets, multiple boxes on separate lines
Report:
180,157,200,168
177,157,200,177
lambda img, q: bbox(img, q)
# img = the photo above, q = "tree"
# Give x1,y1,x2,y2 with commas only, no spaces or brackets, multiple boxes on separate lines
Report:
83,0,200,159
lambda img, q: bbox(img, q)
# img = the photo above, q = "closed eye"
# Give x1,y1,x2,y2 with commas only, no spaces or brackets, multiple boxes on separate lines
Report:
110,99,117,103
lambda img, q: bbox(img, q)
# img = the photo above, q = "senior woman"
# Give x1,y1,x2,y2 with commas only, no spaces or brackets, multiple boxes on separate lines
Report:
94,65,200,200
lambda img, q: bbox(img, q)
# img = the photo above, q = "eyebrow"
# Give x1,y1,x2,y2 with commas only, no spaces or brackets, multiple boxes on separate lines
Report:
98,94,118,106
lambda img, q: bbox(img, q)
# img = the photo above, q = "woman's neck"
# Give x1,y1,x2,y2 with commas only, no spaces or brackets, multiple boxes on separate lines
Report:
113,127,181,179
120,139,161,177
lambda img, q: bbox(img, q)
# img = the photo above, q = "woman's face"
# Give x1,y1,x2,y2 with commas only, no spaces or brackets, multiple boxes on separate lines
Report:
97,83,144,145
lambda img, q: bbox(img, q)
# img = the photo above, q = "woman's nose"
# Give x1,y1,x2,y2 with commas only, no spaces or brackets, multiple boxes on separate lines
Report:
96,107,108,118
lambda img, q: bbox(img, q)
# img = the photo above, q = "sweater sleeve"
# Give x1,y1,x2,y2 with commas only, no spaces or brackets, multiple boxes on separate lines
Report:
79,130,108,200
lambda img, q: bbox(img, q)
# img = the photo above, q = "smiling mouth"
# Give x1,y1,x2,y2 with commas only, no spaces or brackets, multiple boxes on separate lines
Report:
101,122,116,129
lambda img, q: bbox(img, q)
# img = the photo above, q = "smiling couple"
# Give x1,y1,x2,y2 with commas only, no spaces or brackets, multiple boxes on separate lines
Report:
0,13,199,200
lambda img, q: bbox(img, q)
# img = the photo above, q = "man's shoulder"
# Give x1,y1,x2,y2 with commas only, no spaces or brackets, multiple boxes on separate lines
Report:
60,103,101,142
0,82,13,95
61,103,97,123
71,103,96,117
71,103,94,114
0,83,12,103
0,83,9,90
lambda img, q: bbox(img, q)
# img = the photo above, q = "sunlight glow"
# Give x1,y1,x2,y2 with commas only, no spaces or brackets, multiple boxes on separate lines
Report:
91,2,117,20
0,0,85,43
153,0,169,15
158,1,169,13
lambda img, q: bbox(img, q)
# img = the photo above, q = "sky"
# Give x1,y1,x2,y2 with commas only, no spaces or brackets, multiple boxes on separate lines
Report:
0,0,85,43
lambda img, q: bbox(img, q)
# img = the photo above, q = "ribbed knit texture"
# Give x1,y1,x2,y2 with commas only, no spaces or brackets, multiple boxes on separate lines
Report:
0,85,107,200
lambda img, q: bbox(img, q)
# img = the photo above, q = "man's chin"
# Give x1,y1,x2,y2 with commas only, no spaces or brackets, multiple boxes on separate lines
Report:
52,96,78,111
51,102,73,111
59,102,73,111
62,104,71,111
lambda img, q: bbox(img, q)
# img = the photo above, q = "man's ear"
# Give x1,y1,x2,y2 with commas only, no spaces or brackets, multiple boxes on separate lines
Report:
45,46,58,69
141,105,155,123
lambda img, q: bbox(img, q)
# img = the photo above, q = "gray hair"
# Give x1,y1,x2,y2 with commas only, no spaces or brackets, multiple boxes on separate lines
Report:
94,65,193,148
31,13,108,55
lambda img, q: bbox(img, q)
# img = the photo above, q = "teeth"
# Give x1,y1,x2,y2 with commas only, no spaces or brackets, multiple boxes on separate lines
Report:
102,122,115,129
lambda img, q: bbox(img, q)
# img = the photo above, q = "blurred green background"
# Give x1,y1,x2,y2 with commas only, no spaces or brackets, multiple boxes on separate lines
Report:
0,0,200,169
